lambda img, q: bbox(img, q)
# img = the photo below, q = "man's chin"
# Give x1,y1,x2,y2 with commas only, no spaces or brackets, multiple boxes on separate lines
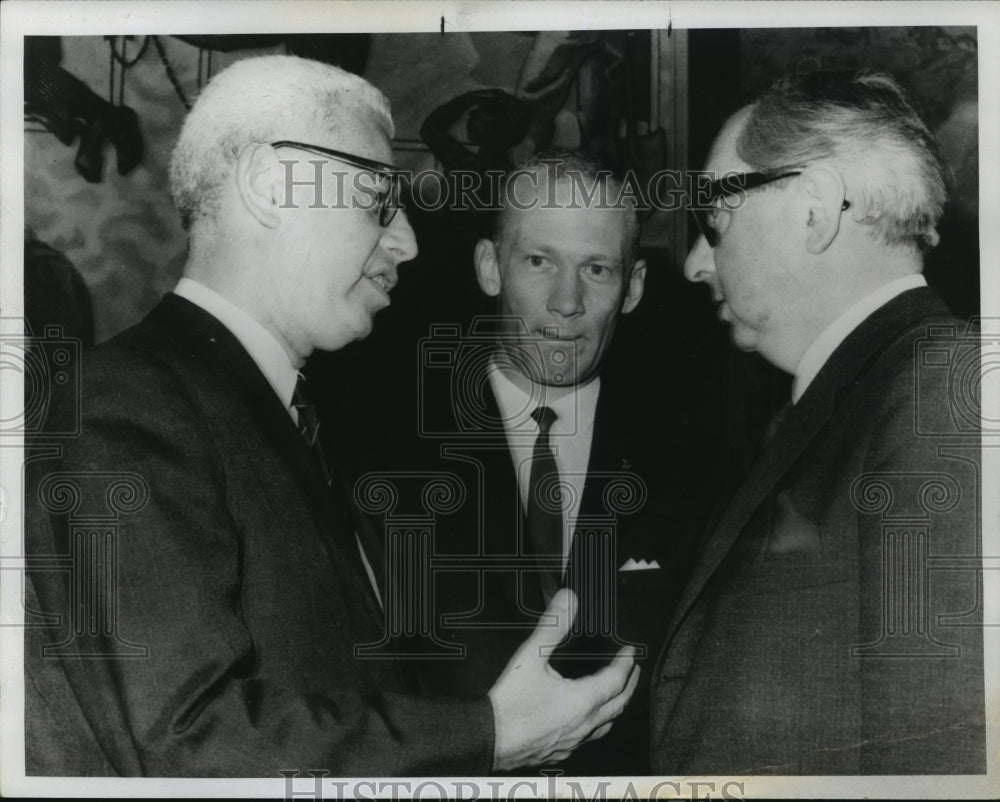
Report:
328,316,374,350
540,361,600,388
510,365,578,387
728,325,758,354
539,371,577,387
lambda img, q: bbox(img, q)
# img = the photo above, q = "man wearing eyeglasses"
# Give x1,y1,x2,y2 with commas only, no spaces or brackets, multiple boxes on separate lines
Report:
649,71,984,774
25,55,638,778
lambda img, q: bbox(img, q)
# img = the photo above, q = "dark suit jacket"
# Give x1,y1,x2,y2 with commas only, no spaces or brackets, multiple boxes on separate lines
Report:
396,363,712,775
650,287,985,774
24,293,493,777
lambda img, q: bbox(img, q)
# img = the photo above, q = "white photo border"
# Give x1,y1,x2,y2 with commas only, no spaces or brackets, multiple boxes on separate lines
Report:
2,1,997,798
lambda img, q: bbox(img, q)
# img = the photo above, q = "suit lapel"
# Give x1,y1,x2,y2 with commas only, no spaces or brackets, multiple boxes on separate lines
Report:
565,385,621,653
570,383,624,586
149,294,385,616
579,383,613,518
664,287,953,643
576,380,647,548
664,395,832,640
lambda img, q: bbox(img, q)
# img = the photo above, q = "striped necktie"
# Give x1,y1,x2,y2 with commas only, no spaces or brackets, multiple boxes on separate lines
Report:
291,373,383,609
292,374,332,484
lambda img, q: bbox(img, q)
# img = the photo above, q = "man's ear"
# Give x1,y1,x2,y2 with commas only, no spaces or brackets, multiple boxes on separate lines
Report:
620,259,646,314
799,166,847,255
235,143,282,229
474,239,502,297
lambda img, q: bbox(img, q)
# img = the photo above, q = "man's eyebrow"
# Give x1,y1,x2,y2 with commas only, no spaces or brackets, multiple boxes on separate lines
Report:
579,252,622,264
512,241,557,257
570,247,624,265
514,240,623,262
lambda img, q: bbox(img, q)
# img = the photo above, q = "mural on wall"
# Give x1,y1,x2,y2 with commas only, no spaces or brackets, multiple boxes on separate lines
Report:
24,36,266,343
24,33,572,343
740,25,977,192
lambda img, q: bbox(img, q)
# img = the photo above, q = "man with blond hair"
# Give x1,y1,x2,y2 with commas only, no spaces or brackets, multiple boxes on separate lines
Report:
25,55,637,777
404,150,711,775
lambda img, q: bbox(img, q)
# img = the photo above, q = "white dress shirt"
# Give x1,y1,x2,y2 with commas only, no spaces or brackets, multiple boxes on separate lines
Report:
489,362,600,568
792,273,927,403
174,277,299,418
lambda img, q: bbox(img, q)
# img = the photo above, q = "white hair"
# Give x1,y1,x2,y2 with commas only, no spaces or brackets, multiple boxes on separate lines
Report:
738,71,947,252
168,55,394,232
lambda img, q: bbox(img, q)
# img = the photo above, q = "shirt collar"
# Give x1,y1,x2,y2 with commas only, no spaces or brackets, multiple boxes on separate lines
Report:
174,277,299,414
792,273,927,403
488,360,600,437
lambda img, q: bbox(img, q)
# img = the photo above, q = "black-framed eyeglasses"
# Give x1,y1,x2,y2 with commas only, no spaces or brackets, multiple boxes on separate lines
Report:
689,170,851,247
270,140,403,227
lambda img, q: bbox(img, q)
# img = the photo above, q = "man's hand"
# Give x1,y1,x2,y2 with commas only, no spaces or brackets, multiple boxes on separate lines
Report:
487,589,639,771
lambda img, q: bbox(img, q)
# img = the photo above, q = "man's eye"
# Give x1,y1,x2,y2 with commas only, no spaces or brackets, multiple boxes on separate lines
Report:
585,264,613,278
528,255,546,267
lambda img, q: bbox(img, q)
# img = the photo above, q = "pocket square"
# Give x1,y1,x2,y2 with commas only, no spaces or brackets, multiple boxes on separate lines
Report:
619,558,660,571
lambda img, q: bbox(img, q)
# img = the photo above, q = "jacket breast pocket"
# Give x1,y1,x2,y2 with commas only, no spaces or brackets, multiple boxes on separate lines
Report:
733,559,852,598
617,565,671,595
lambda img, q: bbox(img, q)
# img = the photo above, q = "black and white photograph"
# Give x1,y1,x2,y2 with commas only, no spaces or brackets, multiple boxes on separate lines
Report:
1,1,997,798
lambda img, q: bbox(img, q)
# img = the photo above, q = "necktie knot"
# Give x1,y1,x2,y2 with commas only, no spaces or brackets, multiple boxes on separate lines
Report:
292,374,313,411
292,375,321,448
531,405,557,435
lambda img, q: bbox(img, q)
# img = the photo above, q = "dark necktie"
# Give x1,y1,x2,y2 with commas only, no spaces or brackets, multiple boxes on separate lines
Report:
528,406,563,596
292,374,332,485
292,374,383,608
760,400,793,449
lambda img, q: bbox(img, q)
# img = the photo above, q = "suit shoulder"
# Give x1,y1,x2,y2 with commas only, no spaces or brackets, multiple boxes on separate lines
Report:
84,297,244,400
862,304,969,397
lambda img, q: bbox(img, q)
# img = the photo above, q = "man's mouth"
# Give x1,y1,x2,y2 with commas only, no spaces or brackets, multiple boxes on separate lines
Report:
365,272,395,296
713,293,730,321
539,329,581,341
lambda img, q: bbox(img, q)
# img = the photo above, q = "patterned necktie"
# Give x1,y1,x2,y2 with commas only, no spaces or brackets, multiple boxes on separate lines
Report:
292,374,332,484
291,374,383,608
528,406,563,595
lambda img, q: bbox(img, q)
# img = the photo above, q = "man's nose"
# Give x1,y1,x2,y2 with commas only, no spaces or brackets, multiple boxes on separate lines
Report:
381,209,419,264
547,266,584,318
683,234,716,283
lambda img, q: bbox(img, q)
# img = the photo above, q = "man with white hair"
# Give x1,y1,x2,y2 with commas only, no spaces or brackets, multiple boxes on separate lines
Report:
25,55,637,777
650,71,984,774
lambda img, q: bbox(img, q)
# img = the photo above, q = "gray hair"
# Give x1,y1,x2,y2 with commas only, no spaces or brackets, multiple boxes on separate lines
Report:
168,55,393,233
493,149,642,265
738,71,948,251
